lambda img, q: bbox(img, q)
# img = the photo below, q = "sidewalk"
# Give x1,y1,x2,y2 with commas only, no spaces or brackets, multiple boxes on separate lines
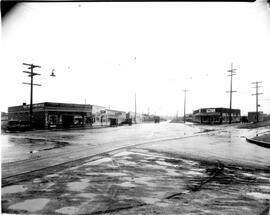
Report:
246,133,270,149
238,121,270,129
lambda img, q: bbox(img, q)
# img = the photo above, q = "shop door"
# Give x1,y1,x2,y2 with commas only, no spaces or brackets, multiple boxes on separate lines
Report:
62,115,74,128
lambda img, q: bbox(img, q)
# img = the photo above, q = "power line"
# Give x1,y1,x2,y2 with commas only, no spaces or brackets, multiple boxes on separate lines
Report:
251,81,263,123
226,63,237,124
22,63,41,129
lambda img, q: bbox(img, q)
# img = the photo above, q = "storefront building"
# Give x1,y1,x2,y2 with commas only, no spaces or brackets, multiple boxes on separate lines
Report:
106,109,126,126
193,108,241,124
248,111,264,122
91,105,108,127
126,112,143,124
8,102,92,129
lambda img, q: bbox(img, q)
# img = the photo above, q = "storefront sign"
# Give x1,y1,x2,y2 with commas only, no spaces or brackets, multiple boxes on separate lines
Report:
206,108,215,113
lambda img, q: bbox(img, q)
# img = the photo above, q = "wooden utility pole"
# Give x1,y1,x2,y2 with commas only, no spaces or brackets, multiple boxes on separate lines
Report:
134,92,137,124
252,81,263,123
226,63,237,124
22,63,41,129
182,89,188,123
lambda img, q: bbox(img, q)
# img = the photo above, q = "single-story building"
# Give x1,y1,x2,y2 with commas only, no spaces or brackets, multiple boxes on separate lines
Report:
248,111,264,123
106,109,126,126
193,107,241,124
8,102,92,129
126,112,143,124
91,105,108,127
1,112,8,130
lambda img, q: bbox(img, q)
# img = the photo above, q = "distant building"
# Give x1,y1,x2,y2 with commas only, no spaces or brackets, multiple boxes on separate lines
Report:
248,111,264,123
193,108,241,124
126,112,143,124
91,105,108,127
106,109,126,126
141,114,156,122
1,112,8,130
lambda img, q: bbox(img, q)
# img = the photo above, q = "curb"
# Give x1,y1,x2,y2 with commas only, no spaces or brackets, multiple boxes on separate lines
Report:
246,137,270,149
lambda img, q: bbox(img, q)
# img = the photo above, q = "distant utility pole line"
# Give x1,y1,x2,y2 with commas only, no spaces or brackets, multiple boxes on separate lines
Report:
226,63,237,124
134,92,137,124
22,63,41,129
182,89,189,123
252,81,263,123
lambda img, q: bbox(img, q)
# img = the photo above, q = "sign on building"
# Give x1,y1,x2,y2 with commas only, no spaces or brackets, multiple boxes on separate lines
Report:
206,108,215,113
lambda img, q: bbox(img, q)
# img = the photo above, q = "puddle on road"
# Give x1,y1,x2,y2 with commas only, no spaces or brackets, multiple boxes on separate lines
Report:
166,168,180,176
67,179,89,192
134,176,157,187
55,206,80,215
257,176,270,181
77,193,98,199
86,172,126,177
184,170,204,176
242,173,256,178
84,157,112,166
140,196,160,204
33,178,42,183
117,159,138,166
101,172,127,177
181,159,198,166
112,151,133,157
118,181,136,187
2,185,27,195
46,173,59,178
156,160,178,167
9,198,50,212
246,192,270,199
258,185,270,191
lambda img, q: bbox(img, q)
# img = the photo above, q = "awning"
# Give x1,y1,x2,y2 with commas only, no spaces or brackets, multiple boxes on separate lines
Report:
194,112,220,116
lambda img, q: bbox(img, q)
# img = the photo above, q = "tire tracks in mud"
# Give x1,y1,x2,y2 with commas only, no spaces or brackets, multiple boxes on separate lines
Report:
166,160,225,200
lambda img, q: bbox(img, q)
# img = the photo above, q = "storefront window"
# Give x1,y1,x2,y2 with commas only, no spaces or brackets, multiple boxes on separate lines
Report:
49,115,57,125
74,116,83,125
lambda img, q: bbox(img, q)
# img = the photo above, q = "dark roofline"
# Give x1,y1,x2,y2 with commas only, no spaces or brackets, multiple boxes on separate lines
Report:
8,102,92,108
194,107,241,111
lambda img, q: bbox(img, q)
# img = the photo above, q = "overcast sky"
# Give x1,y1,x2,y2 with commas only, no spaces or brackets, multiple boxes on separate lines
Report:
1,2,270,116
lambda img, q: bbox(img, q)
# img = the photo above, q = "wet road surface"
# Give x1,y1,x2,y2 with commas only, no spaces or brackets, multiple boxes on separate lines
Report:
2,122,270,169
2,122,270,214
2,148,270,214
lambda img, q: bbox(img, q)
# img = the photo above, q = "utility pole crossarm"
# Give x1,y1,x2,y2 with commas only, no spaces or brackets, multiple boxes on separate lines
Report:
22,82,42,86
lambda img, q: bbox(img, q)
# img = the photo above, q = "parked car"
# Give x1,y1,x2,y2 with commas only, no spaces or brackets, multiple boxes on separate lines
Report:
7,120,30,131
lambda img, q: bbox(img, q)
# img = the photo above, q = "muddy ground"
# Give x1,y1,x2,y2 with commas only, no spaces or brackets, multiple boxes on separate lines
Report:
2,148,270,215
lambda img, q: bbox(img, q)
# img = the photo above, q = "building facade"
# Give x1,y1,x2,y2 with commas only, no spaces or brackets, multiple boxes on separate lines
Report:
106,109,126,126
248,111,264,123
126,112,143,124
8,102,92,129
91,105,108,127
193,108,241,124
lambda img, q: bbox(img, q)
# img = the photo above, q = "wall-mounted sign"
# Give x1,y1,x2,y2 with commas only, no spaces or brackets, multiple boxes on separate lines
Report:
206,108,215,113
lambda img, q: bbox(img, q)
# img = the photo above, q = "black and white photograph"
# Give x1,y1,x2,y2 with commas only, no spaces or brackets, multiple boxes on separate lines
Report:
1,1,270,214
